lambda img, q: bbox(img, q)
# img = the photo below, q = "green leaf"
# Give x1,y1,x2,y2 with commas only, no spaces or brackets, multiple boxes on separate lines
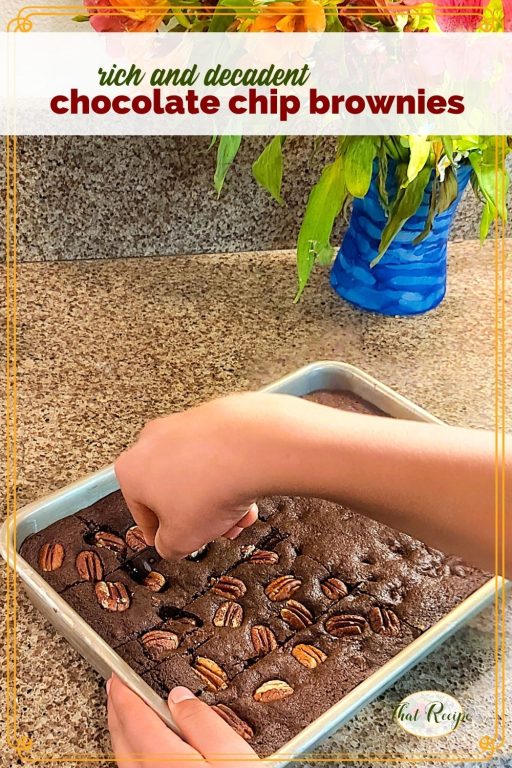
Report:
208,136,217,151
441,136,454,163
344,137,376,198
295,156,347,301
406,136,431,185
413,176,438,245
480,201,494,241
470,146,509,223
208,0,253,30
252,137,284,205
214,136,242,196
325,3,343,30
437,165,458,213
72,14,90,21
373,166,431,266
377,143,389,213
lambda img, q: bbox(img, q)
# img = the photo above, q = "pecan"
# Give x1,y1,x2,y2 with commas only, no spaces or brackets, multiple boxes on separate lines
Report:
211,704,254,741
213,601,244,627
253,680,294,702
251,625,278,655
211,575,247,600
291,643,327,669
38,543,64,572
280,600,313,630
94,531,126,555
75,550,103,581
248,549,279,564
325,613,367,637
142,571,166,592
264,575,301,601
141,630,179,660
95,581,131,612
125,525,147,552
321,577,348,601
193,657,228,692
369,606,401,636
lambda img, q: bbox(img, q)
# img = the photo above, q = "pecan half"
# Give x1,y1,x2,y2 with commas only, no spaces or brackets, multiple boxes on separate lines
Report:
75,550,103,581
211,575,247,600
38,543,64,572
193,657,228,692
251,625,278,655
94,531,126,555
253,680,294,702
369,606,401,636
211,704,254,741
95,581,131,612
248,549,279,564
213,601,244,627
321,577,348,600
264,575,302,601
325,613,367,637
291,643,327,669
280,599,313,630
142,571,166,592
141,629,179,660
125,525,147,552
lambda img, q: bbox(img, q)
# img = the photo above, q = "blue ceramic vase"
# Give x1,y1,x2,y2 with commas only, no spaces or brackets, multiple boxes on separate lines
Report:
330,162,472,316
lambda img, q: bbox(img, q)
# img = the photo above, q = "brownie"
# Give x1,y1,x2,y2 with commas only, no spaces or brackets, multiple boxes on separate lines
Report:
20,388,490,757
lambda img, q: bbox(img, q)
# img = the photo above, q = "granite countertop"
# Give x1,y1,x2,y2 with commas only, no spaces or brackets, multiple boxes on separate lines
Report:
1,241,511,768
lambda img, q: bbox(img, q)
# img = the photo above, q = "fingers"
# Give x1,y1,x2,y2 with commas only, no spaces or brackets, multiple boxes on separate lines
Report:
114,452,159,546
223,503,259,540
168,687,258,767
107,675,203,768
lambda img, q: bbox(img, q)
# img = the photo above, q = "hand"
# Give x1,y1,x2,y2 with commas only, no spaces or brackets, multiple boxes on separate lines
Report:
114,394,267,559
107,675,259,768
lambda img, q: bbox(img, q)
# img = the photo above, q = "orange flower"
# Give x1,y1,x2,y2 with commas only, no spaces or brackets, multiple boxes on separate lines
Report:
85,0,168,31
250,0,326,32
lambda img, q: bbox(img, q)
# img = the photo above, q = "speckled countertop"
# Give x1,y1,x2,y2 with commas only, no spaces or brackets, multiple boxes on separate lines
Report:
1,242,511,768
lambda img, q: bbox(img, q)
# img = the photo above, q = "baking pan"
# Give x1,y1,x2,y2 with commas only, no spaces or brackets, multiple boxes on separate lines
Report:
0,361,497,766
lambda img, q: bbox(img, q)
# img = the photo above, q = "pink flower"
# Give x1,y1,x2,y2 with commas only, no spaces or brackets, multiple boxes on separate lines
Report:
504,0,512,30
84,0,167,32
434,0,489,31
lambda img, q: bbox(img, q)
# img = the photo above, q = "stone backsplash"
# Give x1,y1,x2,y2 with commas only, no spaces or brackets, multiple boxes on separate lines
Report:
1,136,510,262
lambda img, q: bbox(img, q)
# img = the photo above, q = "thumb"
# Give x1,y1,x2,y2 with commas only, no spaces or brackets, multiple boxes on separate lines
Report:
168,687,258,765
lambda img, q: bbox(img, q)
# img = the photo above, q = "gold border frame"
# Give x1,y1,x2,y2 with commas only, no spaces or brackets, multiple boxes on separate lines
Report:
3,5,508,764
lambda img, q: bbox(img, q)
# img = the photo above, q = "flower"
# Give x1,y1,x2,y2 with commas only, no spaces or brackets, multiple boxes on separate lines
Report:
504,0,512,30
249,0,326,32
433,0,488,31
84,0,168,32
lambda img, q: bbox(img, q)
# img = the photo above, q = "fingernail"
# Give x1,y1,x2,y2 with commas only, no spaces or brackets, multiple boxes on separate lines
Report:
106,676,112,695
169,686,195,704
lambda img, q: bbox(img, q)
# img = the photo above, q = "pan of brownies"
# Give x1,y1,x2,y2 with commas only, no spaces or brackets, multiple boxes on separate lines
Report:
1,361,496,764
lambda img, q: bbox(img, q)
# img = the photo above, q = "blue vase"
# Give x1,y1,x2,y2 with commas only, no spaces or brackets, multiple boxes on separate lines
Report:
330,162,472,316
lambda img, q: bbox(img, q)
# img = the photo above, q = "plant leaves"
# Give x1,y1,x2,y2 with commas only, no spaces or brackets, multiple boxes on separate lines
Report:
344,137,376,198
470,145,509,222
295,156,347,301
441,136,454,163
406,136,431,185
72,14,90,21
436,165,458,213
413,176,438,245
214,136,242,196
252,137,284,204
377,143,389,213
480,201,494,241
373,166,432,266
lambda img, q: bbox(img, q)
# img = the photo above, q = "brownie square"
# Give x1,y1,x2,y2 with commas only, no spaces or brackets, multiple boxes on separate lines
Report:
61,568,163,647
19,516,120,592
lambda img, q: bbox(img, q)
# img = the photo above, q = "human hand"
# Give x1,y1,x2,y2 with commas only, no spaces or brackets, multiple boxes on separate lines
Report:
107,675,259,768
114,394,272,559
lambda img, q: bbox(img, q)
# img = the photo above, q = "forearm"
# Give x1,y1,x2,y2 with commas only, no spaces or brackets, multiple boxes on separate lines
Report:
227,394,508,575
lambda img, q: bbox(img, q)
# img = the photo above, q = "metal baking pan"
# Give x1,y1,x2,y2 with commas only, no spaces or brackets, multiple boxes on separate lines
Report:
0,361,497,766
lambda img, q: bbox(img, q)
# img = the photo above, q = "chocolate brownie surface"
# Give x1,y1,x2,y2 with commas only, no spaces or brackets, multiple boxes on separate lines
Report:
19,388,490,757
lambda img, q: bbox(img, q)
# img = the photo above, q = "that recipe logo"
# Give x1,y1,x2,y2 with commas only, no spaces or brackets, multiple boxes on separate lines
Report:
393,691,471,737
